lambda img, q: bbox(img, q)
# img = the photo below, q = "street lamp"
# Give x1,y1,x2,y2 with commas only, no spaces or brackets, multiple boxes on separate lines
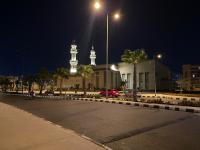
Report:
154,54,162,97
93,1,121,99
114,13,120,20
94,1,101,10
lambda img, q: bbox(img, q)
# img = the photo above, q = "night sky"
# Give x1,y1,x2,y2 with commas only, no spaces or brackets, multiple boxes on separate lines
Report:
0,0,199,75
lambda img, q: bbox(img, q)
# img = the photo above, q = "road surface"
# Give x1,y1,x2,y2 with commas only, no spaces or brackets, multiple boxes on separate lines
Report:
0,94,200,150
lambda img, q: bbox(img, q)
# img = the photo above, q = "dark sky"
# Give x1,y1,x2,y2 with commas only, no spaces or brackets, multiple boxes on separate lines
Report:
0,0,199,75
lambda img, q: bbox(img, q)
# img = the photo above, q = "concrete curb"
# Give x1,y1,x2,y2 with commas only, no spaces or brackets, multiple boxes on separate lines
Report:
79,98,200,113
2,93,200,113
141,94,200,101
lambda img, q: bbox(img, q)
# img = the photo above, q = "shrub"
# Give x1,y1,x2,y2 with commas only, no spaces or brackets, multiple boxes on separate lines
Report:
165,101,173,105
178,100,200,107
94,94,101,99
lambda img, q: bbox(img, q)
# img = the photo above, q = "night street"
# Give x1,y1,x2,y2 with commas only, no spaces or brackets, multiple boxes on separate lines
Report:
1,95,200,150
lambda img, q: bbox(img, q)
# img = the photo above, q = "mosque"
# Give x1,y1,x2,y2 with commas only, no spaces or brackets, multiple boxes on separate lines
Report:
57,42,172,91
57,42,121,90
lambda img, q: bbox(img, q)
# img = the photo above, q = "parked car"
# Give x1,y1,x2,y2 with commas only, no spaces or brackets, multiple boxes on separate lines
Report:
99,89,120,97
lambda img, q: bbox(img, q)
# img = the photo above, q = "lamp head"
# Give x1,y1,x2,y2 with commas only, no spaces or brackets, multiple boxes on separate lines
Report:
114,13,120,20
94,1,101,10
157,54,162,59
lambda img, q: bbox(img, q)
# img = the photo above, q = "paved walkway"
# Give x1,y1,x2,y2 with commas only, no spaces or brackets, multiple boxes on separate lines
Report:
0,102,107,150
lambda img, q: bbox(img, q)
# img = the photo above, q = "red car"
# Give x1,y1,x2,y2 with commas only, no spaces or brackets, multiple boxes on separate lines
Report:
99,89,120,97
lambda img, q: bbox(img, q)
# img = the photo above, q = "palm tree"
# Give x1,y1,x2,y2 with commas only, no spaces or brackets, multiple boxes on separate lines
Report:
78,65,94,95
121,49,148,100
54,67,69,95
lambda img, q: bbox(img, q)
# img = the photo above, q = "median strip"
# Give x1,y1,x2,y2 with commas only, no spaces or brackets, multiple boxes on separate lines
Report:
2,93,200,113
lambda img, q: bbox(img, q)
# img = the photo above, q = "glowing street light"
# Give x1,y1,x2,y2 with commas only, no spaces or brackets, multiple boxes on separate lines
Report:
110,64,118,71
94,1,101,10
157,54,162,59
154,53,163,97
114,13,120,20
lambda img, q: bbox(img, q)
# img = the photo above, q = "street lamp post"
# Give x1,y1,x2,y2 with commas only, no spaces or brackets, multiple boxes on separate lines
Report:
93,1,120,99
154,54,162,97
106,14,109,99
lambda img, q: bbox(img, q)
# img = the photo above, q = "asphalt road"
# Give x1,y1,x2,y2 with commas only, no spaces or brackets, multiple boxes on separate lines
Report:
1,95,200,150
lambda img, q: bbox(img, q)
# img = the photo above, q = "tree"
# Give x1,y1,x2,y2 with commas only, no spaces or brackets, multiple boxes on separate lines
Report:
54,67,69,94
48,72,57,92
120,81,127,93
78,65,94,95
121,49,148,100
0,77,12,92
35,68,51,95
23,75,36,93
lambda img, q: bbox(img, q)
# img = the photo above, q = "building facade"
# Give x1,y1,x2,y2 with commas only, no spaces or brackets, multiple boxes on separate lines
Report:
58,64,121,90
182,64,200,91
118,60,171,91
57,60,171,91
56,42,172,92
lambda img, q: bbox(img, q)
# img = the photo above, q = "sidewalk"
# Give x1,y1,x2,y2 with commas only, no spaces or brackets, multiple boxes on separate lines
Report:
0,102,108,150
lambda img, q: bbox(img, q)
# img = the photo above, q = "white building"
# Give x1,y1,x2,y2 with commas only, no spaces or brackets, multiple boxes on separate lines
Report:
118,60,171,91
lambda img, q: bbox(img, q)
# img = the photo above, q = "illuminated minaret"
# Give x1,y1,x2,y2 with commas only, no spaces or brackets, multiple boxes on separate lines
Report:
69,42,78,74
90,46,96,66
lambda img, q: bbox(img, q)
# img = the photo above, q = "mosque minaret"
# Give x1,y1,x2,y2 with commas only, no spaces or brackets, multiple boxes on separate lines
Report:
90,46,96,66
69,42,78,74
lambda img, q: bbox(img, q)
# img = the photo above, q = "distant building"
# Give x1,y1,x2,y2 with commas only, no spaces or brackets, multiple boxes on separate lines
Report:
57,64,121,90
171,72,182,91
182,64,200,91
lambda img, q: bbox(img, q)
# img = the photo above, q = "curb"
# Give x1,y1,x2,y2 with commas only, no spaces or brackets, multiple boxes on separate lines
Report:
141,94,200,102
79,98,200,114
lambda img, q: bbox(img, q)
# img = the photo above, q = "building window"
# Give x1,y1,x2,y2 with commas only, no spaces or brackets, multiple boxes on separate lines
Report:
122,74,125,81
111,72,113,88
96,72,99,89
127,73,131,89
145,72,149,90
115,73,118,88
184,71,188,78
139,73,144,90
104,71,106,87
